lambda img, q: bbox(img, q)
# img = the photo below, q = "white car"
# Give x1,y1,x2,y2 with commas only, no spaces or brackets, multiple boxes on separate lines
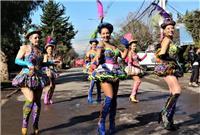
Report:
137,52,157,70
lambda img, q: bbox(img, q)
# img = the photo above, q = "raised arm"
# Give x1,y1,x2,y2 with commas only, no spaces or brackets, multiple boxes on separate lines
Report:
15,45,33,68
120,48,128,59
138,53,147,61
43,54,48,63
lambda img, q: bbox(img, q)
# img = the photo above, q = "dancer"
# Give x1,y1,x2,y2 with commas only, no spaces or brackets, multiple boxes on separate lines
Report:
84,38,101,104
124,33,147,103
90,22,128,135
12,26,49,135
43,37,60,105
154,18,182,130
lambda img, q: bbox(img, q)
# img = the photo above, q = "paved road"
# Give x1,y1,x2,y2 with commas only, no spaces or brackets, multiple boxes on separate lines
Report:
1,68,200,135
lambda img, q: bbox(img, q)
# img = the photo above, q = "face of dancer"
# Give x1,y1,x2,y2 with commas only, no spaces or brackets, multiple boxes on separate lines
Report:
130,43,137,52
100,28,110,42
29,33,40,46
91,42,97,50
46,46,53,55
164,25,175,37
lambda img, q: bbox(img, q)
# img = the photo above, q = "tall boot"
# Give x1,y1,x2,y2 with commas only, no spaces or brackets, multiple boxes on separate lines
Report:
158,94,172,123
48,86,55,104
98,96,112,135
109,98,117,134
44,92,49,105
161,93,180,130
130,81,141,103
88,80,95,104
96,81,101,103
22,100,33,135
32,101,41,134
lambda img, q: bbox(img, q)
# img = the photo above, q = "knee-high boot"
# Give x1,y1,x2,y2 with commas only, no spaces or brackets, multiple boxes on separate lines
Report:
161,93,180,130
88,80,95,103
109,97,117,134
98,96,112,135
96,81,101,102
48,80,55,104
44,91,49,105
32,101,41,134
22,100,33,135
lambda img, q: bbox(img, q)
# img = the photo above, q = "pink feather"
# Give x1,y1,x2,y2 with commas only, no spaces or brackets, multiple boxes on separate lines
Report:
123,33,133,42
46,36,52,44
97,0,104,19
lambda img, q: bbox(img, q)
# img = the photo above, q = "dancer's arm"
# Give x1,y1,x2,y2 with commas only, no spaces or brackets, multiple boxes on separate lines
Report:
15,45,33,68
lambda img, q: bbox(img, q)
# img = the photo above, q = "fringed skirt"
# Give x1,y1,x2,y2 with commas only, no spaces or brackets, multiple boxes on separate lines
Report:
12,68,50,90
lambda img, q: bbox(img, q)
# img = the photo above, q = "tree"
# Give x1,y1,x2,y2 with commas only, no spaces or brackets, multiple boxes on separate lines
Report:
1,1,43,72
40,0,77,48
182,10,200,46
113,12,153,51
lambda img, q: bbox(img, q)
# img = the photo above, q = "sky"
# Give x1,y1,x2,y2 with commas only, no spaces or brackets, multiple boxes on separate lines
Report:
31,0,200,55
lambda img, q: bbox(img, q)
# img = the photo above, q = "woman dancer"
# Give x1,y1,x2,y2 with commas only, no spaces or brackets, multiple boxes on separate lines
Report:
124,33,147,103
43,37,60,105
85,38,101,104
154,18,182,130
90,22,128,135
12,26,49,134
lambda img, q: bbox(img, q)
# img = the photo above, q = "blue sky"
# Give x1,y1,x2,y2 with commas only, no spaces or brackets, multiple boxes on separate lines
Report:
31,0,199,54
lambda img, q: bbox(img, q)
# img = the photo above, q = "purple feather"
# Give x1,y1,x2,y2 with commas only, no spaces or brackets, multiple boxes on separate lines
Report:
152,2,170,19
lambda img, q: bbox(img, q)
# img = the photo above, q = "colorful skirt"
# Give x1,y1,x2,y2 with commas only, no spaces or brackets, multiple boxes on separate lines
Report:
88,63,127,82
12,69,49,89
83,62,97,75
42,67,59,79
124,65,144,76
154,61,183,77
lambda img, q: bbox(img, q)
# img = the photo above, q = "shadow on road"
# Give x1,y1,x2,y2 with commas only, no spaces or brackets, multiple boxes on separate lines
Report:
39,111,99,133
115,112,159,133
178,112,200,126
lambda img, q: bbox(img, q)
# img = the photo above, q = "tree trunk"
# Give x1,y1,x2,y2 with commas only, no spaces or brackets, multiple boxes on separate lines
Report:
0,50,9,81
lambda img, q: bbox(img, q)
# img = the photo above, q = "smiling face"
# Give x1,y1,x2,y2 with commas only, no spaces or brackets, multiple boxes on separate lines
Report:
46,46,54,55
100,28,111,42
130,42,137,52
91,42,97,50
164,25,175,37
29,33,40,46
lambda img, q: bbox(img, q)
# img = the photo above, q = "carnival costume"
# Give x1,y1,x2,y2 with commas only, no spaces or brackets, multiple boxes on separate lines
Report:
42,38,59,105
93,22,128,135
155,18,183,130
84,38,101,104
12,27,49,134
121,33,146,103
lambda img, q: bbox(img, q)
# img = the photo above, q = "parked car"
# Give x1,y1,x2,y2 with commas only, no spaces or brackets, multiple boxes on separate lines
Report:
137,52,157,71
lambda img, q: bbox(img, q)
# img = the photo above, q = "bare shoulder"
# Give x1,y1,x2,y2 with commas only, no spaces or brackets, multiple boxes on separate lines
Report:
161,37,171,47
20,45,28,50
98,41,105,47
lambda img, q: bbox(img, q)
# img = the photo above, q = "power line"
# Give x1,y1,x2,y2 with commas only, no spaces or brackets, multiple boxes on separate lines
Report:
167,3,184,16
132,0,146,20
135,0,156,21
126,0,156,26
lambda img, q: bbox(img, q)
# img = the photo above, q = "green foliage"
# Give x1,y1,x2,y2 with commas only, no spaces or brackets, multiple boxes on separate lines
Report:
114,19,153,51
183,10,200,44
1,1,42,53
40,0,77,48
1,1,43,71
